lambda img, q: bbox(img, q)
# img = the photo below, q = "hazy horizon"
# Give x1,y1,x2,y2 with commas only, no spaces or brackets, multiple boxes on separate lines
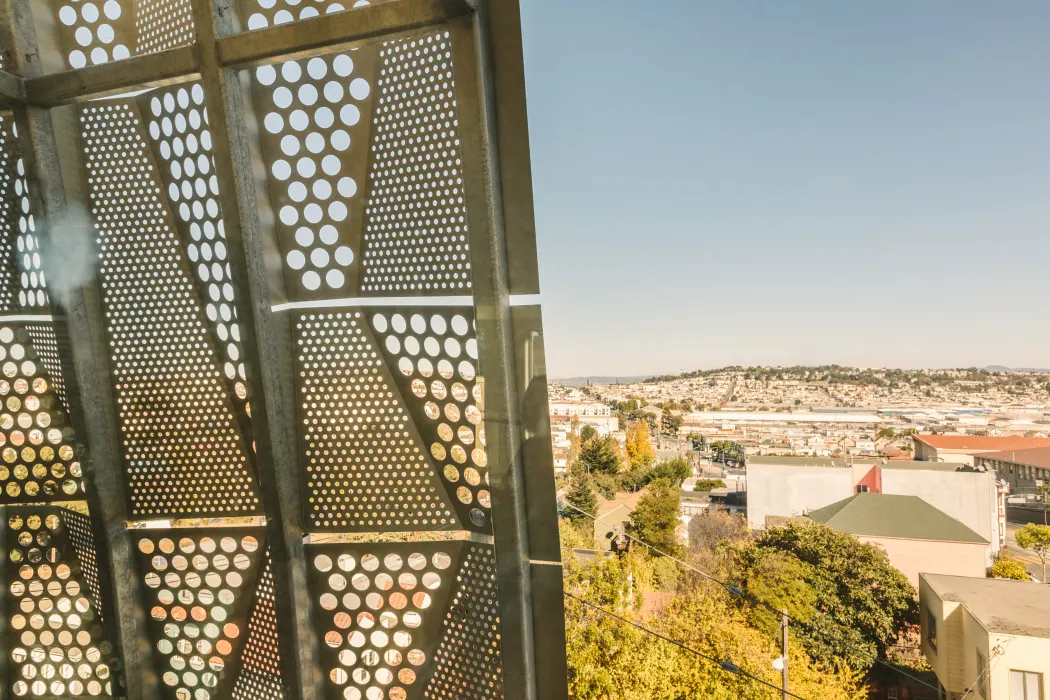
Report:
521,1,1050,377
549,363,1050,382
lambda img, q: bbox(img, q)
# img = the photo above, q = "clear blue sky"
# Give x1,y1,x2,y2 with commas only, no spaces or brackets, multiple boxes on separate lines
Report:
519,1,1050,378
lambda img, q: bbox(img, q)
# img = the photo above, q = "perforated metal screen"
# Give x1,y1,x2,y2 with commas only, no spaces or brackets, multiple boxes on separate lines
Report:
0,0,566,698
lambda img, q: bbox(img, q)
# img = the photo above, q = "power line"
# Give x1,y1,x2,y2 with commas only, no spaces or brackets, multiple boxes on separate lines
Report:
559,498,942,694
564,591,813,700
959,638,1012,700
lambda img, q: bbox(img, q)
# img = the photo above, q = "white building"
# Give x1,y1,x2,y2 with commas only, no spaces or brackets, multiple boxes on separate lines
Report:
549,401,612,417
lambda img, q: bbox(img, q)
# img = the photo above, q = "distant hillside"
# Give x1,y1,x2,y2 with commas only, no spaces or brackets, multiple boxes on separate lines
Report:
985,366,1050,373
556,376,650,386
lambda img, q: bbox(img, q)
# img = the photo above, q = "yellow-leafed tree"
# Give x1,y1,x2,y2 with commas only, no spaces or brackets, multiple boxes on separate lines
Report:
625,420,655,470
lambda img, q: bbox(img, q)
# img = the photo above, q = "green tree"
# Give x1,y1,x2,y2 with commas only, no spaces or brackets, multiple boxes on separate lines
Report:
693,478,727,492
577,435,622,476
1016,523,1050,582
660,406,683,435
562,546,865,700
627,479,682,556
651,456,692,486
736,548,817,636
565,477,598,527
754,522,918,668
875,427,895,441
580,425,598,444
687,509,748,551
989,552,1030,581
1038,483,1050,525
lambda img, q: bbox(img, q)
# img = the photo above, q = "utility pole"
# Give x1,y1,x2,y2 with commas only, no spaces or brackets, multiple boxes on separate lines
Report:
782,610,789,700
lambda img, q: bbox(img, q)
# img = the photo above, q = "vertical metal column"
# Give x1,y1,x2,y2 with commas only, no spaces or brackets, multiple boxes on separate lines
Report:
188,0,320,697
452,1,568,698
1,0,152,695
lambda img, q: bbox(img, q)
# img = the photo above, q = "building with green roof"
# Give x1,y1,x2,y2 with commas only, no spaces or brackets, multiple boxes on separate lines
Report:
806,493,989,586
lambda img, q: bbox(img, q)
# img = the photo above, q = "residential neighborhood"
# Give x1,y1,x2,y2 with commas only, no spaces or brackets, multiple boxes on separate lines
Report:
556,367,1050,699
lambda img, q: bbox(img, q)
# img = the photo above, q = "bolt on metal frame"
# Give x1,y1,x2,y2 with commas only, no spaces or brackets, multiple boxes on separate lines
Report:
0,0,566,698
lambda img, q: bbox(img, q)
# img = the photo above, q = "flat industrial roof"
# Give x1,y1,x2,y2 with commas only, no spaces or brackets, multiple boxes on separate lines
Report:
923,574,1050,638
915,435,1050,451
977,446,1050,470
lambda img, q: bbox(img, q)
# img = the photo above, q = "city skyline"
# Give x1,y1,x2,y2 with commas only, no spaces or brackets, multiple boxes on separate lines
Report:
521,1,1050,377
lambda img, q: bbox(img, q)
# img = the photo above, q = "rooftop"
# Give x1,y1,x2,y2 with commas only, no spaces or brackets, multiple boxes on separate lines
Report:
685,411,883,424
807,494,988,544
747,456,868,468
922,574,1050,638
747,456,968,472
977,445,1050,470
914,434,1050,451
879,460,970,472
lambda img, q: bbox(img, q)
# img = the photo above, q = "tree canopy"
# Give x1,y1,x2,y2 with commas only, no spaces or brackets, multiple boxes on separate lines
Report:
565,476,598,526
989,553,1030,581
627,478,682,556
562,529,865,699
750,522,918,668
577,435,623,476
1016,523,1050,581
651,456,692,486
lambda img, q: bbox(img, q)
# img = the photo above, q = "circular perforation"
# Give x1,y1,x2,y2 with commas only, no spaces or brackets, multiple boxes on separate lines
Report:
312,545,451,700
360,32,471,294
423,544,502,699
244,0,378,31
0,324,83,502
0,115,25,312
252,51,372,295
54,0,130,68
136,531,263,700
296,311,455,529
80,102,261,518
6,509,116,698
144,84,251,414
136,0,194,54
12,155,49,309
369,311,488,529
231,551,282,700
25,324,68,414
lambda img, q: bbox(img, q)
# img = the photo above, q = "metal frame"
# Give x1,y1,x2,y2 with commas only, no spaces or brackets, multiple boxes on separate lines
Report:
0,0,565,697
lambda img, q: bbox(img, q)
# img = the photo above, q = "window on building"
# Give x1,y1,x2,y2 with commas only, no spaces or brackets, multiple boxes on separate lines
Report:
1012,671,1044,700
927,610,938,653
976,650,986,698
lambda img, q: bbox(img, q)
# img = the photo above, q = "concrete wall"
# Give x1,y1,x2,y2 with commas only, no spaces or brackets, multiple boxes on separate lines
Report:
745,464,853,529
881,470,999,561
914,440,938,462
913,440,976,466
922,577,1050,700
920,577,958,693
861,536,986,588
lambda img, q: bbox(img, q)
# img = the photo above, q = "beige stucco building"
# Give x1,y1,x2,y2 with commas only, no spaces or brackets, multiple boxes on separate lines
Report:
807,493,989,587
921,574,1050,699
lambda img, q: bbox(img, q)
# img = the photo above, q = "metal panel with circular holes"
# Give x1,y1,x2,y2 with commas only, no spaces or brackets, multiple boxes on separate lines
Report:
305,540,502,700
0,0,567,697
3,505,122,698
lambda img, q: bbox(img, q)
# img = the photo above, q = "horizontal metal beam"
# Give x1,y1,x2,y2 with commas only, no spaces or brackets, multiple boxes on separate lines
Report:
20,0,470,106
0,68,23,104
216,0,472,68
23,45,199,106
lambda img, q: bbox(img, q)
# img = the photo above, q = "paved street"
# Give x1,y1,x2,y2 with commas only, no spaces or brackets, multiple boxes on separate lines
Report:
1005,520,1047,581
